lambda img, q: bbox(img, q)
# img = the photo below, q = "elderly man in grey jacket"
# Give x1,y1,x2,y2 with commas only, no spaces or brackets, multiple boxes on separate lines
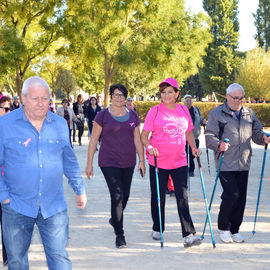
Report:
205,83,270,244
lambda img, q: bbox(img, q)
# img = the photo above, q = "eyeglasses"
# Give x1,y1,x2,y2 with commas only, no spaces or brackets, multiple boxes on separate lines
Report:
0,106,11,112
113,93,125,99
228,94,245,101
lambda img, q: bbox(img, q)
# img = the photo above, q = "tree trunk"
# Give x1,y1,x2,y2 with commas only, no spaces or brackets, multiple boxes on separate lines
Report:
103,52,118,108
16,69,24,96
104,52,111,108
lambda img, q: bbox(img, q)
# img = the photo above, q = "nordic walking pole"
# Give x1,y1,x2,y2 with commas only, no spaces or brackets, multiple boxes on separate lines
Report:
203,124,211,175
201,138,229,240
252,142,268,235
187,143,190,192
154,156,164,247
196,155,216,248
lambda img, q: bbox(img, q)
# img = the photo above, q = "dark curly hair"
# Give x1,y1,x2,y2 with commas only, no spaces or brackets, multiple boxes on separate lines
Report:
109,84,128,98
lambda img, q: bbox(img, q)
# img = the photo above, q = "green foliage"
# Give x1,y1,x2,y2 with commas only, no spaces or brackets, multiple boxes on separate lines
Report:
134,101,160,122
63,0,212,106
0,26,26,74
200,0,240,94
246,103,270,127
235,46,270,100
55,68,77,98
181,73,206,100
0,0,65,94
134,101,270,127
254,0,270,51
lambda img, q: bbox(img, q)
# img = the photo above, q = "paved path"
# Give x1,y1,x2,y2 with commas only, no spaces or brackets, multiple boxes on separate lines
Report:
2,131,270,269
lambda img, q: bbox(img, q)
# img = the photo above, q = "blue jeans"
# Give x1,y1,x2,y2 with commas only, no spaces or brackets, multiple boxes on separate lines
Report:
1,204,71,270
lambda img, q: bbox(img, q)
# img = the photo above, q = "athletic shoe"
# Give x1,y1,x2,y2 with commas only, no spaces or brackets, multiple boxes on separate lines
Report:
152,230,161,240
189,171,195,177
169,190,175,197
116,235,127,248
183,234,202,248
232,232,244,243
218,230,233,243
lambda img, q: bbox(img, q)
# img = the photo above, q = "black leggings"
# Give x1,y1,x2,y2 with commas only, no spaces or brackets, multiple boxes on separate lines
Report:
101,166,135,236
76,118,85,142
149,165,196,237
186,139,200,173
218,171,248,234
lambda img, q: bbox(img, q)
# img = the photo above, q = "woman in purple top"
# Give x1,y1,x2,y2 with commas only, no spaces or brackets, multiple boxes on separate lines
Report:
85,84,145,249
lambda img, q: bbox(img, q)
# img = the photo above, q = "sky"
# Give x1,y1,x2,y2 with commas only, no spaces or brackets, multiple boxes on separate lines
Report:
185,0,259,52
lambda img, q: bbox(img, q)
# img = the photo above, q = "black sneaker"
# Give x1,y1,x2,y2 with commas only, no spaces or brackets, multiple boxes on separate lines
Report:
169,190,175,197
189,171,195,177
116,235,127,248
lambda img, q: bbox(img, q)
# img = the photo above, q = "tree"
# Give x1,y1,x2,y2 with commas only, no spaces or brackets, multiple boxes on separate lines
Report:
254,0,270,51
0,0,65,95
235,46,270,100
200,0,240,94
55,68,77,98
181,73,206,100
63,0,212,106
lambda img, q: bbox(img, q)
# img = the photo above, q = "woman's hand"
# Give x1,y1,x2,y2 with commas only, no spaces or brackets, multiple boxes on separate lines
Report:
191,148,202,157
137,161,146,177
148,147,159,156
85,163,94,180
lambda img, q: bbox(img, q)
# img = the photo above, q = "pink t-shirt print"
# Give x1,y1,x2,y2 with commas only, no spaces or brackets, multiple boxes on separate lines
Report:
162,115,188,145
143,103,194,170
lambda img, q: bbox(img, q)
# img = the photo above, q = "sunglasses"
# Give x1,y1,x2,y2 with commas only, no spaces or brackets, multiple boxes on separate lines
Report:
0,106,11,112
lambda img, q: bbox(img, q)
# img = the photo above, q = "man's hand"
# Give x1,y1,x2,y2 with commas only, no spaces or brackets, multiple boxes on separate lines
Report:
219,141,230,152
76,194,87,209
263,134,270,144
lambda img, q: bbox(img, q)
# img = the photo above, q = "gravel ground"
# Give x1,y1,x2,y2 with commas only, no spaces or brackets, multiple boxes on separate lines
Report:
2,129,270,270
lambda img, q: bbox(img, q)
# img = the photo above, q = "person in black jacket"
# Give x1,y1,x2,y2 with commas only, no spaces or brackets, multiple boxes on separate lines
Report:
86,97,102,137
73,94,87,146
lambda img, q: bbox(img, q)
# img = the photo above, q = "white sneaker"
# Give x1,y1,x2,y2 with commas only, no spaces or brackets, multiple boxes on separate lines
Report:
218,230,233,243
183,234,202,248
232,232,244,243
152,230,161,240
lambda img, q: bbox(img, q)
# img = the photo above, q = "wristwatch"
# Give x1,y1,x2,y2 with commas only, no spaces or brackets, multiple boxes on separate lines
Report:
146,145,153,151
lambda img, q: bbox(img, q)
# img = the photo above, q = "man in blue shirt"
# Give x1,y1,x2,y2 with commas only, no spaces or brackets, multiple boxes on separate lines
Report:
0,76,87,269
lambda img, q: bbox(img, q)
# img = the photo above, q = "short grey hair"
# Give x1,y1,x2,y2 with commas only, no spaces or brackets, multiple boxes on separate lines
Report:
22,76,51,97
226,83,245,95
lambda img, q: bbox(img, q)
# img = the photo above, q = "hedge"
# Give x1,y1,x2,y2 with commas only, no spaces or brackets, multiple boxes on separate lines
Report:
133,101,270,127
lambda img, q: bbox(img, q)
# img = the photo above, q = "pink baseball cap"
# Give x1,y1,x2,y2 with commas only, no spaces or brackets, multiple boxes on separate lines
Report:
159,78,179,90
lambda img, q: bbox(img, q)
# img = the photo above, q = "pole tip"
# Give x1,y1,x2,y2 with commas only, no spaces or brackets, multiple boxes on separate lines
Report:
161,243,164,248
252,230,256,235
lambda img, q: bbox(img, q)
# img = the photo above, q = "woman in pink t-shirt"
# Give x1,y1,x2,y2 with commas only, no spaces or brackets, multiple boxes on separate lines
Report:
141,78,202,248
